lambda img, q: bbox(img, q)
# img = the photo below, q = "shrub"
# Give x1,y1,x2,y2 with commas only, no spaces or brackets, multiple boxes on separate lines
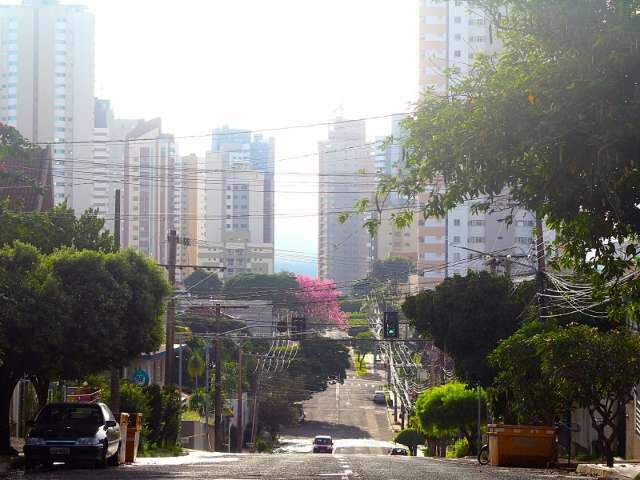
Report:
446,438,469,458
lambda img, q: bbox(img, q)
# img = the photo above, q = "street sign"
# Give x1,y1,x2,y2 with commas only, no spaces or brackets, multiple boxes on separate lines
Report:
133,369,150,387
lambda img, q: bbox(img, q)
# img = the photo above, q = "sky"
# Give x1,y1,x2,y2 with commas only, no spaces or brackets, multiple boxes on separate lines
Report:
10,0,420,276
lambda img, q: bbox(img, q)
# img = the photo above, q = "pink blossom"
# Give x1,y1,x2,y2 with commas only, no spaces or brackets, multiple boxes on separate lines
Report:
295,275,348,330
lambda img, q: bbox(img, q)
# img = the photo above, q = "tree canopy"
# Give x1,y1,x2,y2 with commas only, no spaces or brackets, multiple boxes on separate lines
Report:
182,269,222,296
223,272,298,307
356,0,640,315
295,275,348,329
403,271,534,386
414,382,486,455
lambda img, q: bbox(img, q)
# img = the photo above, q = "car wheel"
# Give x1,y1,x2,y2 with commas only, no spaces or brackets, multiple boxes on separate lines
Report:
108,444,120,467
95,447,108,469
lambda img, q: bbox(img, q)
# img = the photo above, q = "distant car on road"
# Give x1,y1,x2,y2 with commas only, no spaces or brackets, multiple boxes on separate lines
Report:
312,435,334,454
373,390,386,404
24,402,121,469
328,376,337,385
389,447,409,456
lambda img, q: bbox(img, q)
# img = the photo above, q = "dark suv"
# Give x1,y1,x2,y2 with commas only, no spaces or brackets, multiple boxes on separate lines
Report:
24,402,121,469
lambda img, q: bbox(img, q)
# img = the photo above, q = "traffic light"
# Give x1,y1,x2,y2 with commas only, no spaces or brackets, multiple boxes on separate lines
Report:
383,311,399,339
276,318,288,333
292,317,306,336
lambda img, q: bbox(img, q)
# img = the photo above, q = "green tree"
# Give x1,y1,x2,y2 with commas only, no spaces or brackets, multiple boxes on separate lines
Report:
394,428,426,456
414,382,486,455
289,335,350,393
183,269,222,296
541,325,640,467
360,0,640,315
187,350,205,389
0,243,62,454
223,272,298,307
352,331,376,369
403,272,533,386
488,320,564,425
370,257,414,285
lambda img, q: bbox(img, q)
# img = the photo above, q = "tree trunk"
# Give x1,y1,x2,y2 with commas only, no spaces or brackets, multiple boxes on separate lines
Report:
0,373,20,455
110,368,121,414
28,374,49,408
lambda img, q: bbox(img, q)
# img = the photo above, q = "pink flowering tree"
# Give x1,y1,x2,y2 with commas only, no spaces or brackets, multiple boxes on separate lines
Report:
295,275,348,330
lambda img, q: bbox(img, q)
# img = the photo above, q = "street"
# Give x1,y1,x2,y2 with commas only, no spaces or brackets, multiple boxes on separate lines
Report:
1,366,586,479
279,364,395,455
2,453,585,479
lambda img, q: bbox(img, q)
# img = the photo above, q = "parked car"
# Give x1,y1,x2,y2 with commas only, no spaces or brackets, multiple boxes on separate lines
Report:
312,435,334,454
389,447,409,456
24,402,121,469
373,390,386,404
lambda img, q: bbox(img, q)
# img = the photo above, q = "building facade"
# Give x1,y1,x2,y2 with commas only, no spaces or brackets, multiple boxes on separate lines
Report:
416,0,535,285
198,128,275,277
174,153,199,282
0,0,95,212
318,118,374,287
122,118,176,265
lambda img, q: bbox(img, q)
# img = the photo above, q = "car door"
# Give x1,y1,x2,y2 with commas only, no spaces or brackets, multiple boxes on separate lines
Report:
101,405,121,456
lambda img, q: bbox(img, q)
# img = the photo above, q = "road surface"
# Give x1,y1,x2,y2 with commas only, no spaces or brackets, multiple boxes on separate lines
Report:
279,365,395,455
3,452,585,479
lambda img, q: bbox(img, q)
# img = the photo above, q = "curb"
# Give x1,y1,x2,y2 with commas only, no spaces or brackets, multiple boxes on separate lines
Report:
576,464,629,479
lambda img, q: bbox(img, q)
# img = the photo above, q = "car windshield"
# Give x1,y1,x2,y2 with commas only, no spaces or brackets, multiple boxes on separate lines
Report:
314,438,331,445
36,404,104,426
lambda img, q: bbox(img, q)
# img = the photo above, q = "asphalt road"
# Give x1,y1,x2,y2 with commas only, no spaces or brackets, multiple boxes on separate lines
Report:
2,453,586,479
278,364,394,455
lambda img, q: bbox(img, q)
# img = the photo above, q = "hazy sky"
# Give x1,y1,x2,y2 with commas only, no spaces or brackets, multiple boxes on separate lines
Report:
10,0,419,275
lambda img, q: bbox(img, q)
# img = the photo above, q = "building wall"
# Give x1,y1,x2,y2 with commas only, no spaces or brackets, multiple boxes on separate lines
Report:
174,154,199,282
123,118,176,265
318,119,374,287
0,0,95,212
201,130,275,277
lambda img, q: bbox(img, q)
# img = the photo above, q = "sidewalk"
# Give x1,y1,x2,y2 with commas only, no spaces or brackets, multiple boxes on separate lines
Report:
576,462,640,479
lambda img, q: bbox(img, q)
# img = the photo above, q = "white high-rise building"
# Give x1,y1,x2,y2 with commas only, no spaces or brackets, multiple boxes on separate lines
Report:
318,119,374,287
417,0,535,283
0,0,95,212
198,130,275,277
122,118,177,265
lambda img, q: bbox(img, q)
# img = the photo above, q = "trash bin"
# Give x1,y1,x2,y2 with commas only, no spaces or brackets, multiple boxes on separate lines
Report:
125,413,143,463
117,413,129,465
488,424,556,467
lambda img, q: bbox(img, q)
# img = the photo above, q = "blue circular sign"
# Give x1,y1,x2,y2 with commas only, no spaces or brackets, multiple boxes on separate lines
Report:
133,369,149,387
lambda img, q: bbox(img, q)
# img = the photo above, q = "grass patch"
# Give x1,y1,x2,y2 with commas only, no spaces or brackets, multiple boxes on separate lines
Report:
138,444,185,458
356,361,368,377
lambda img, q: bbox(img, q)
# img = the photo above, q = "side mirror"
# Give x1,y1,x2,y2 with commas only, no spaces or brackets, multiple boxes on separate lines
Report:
105,420,117,428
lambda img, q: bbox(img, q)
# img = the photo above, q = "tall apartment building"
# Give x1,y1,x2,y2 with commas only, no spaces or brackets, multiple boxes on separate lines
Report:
122,118,176,265
416,0,535,286
197,128,275,277
174,153,199,282
92,98,140,236
374,115,418,265
0,0,95,212
318,119,374,287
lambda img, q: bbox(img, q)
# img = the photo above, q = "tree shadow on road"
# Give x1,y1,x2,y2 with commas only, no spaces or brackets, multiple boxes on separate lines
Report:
282,420,371,440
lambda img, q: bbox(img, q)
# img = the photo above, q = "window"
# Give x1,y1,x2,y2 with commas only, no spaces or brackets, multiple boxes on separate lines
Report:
515,237,533,244
454,50,461,58
468,219,485,226
469,35,485,43
452,235,461,243
455,0,463,5
454,16,461,24
468,236,485,243
453,219,460,226
469,18,485,26
453,252,461,261
454,33,462,41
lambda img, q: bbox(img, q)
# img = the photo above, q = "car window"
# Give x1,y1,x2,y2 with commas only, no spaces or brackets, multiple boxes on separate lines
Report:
314,438,331,445
37,405,104,425
101,405,116,422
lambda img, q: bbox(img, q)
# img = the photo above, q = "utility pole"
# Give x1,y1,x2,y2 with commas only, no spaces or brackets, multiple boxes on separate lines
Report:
205,343,211,450
236,342,244,453
110,189,122,414
250,361,263,453
535,214,547,318
164,229,177,386
214,303,223,451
